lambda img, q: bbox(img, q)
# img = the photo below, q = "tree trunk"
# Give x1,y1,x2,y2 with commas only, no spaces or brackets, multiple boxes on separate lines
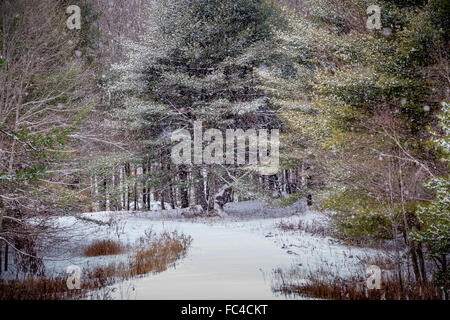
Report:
179,166,189,208
442,254,448,300
121,167,125,210
394,225,404,299
194,167,208,211
442,254,447,278
214,185,232,216
143,165,147,207
147,163,152,210
102,178,107,211
0,198,3,240
285,169,291,194
300,163,306,189
169,180,176,209
417,243,427,282
307,194,313,206
133,167,137,211
0,241,2,275
126,163,131,211
409,244,421,283
207,175,215,212
160,191,165,210
90,176,95,212
111,173,117,211
4,243,7,272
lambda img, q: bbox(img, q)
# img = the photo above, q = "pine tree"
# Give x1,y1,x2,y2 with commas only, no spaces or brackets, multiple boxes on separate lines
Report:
107,0,286,211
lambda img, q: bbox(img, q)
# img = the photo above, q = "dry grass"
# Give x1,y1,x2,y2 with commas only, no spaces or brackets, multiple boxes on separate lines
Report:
83,239,125,257
129,231,192,276
0,231,192,300
0,277,81,300
277,220,331,237
83,231,193,281
0,272,116,300
272,268,445,300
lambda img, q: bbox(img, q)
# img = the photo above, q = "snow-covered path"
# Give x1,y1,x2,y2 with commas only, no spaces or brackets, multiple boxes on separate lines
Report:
108,220,296,299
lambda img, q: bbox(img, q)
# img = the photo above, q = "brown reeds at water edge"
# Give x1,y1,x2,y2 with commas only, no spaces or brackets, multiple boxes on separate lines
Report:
272,267,446,300
83,239,126,257
0,231,192,300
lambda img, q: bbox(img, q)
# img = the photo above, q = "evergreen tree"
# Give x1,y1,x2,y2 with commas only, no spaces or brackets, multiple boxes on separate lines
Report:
107,0,286,211
412,101,449,289
264,0,449,284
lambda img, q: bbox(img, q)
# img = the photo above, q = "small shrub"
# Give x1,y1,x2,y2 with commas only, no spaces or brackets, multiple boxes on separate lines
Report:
129,231,192,276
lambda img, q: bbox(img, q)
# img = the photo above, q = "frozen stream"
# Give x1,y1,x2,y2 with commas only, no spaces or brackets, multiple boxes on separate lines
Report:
30,200,383,300
108,219,297,299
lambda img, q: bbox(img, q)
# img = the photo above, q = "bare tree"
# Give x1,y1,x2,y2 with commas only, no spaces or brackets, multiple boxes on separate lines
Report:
0,0,93,270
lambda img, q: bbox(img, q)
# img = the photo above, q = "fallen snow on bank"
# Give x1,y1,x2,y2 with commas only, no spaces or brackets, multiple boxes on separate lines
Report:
25,199,388,299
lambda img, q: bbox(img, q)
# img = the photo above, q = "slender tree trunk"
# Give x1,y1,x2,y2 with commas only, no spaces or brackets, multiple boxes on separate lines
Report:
0,198,3,242
193,166,207,211
121,167,126,210
179,166,189,208
207,175,215,212
143,165,147,206
409,243,421,283
147,163,152,210
394,224,404,298
442,254,447,278
388,160,403,298
307,194,313,206
111,173,116,211
285,169,291,194
134,166,138,211
0,241,2,276
300,163,306,189
4,243,7,272
169,174,176,209
206,173,210,205
417,243,427,282
126,163,131,211
399,159,417,294
102,178,107,211
442,254,448,300
160,190,165,210
268,174,275,190
117,170,122,211
90,176,94,212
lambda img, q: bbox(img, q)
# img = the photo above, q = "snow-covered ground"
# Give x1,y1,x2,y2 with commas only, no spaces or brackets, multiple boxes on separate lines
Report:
6,199,390,299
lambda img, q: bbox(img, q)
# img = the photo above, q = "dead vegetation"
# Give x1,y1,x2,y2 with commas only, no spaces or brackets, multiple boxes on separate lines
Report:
272,267,445,300
129,231,192,275
277,219,331,237
355,254,396,271
0,231,192,300
83,239,125,257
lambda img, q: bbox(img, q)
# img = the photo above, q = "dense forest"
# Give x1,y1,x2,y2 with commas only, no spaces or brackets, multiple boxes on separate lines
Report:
0,0,448,300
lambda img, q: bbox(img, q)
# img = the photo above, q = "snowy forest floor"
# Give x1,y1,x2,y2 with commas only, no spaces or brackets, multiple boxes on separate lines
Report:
3,200,399,300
